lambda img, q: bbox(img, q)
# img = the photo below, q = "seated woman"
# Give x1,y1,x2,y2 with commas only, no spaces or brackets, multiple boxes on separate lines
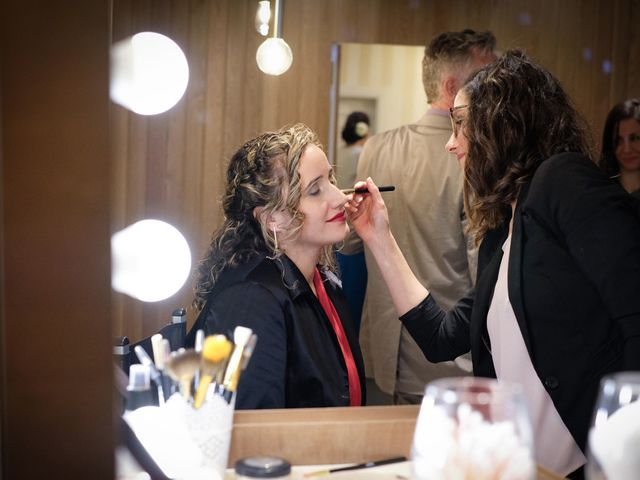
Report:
599,98,640,199
347,51,640,478
186,123,365,409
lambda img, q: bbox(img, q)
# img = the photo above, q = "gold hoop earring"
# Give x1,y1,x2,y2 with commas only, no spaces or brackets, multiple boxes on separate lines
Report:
272,226,278,251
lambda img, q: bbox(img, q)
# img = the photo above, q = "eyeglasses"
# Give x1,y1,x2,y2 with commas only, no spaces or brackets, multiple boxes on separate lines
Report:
449,104,469,137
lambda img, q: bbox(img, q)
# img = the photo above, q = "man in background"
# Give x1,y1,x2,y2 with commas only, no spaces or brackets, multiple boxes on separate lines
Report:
357,29,497,404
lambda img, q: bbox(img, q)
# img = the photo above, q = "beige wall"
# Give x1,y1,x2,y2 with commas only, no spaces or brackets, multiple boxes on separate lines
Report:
339,43,426,135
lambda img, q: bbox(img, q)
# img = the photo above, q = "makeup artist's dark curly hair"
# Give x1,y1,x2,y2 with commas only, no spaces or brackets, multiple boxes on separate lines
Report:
462,49,593,242
194,123,336,310
599,98,640,177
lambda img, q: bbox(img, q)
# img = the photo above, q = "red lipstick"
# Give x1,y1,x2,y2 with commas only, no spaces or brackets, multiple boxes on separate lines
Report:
327,212,346,222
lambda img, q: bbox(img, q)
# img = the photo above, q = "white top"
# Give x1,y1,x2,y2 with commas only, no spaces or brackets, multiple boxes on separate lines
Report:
487,235,586,475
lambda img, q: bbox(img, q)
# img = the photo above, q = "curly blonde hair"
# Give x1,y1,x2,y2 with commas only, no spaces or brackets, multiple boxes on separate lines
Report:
194,123,337,310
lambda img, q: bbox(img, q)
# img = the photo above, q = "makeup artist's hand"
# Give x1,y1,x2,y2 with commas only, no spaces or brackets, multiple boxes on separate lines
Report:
346,177,429,315
346,177,391,247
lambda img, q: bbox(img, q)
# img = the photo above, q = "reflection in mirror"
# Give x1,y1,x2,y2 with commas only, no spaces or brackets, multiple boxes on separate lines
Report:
110,32,190,115
329,43,425,182
112,219,192,302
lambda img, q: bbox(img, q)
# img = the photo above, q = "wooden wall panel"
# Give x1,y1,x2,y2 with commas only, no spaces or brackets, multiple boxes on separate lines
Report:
111,0,640,342
629,0,640,94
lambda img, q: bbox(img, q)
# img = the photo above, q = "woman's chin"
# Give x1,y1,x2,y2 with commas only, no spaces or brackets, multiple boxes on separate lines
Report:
329,232,349,248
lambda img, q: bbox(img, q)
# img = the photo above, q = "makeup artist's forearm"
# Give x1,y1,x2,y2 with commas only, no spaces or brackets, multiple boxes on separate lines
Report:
368,232,429,316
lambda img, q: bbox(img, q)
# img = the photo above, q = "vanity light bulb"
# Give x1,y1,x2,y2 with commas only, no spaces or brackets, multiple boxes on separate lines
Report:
110,31,190,115
255,0,271,36
111,219,192,302
256,37,293,76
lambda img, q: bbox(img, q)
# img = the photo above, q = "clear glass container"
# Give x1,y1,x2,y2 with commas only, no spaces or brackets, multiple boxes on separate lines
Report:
586,372,640,480
411,377,534,480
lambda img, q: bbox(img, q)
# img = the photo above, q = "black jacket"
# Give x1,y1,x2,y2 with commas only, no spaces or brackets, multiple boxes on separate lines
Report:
186,254,366,409
400,153,640,450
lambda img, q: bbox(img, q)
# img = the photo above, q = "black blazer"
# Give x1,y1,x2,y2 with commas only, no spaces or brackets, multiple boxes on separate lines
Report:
186,254,366,409
401,153,640,450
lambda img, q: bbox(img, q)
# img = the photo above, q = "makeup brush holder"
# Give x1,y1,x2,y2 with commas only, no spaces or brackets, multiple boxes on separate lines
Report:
183,389,235,478
123,389,235,479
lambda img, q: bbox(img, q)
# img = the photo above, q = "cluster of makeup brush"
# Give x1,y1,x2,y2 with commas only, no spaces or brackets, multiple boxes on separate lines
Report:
132,325,257,409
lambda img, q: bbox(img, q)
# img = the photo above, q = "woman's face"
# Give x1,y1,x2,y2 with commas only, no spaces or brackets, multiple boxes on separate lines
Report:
445,89,470,168
615,118,640,174
279,145,349,255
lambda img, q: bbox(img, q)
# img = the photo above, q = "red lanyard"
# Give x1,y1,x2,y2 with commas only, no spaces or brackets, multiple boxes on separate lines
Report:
313,269,361,406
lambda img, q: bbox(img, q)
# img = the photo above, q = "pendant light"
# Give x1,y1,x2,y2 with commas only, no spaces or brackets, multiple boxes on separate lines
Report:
256,0,292,76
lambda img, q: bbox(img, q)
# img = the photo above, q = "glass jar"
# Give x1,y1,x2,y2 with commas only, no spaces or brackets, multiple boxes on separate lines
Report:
411,377,534,480
586,372,640,480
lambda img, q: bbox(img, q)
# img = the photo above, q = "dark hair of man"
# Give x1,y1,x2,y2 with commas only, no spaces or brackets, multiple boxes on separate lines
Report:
462,49,593,242
599,98,640,177
422,29,496,103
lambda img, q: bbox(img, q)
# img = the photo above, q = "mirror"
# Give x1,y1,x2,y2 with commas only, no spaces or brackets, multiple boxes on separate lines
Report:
110,0,637,355
328,42,433,407
329,43,426,178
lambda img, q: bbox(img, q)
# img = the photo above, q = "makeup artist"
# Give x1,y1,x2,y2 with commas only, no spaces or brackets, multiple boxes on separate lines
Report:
186,123,365,409
347,51,640,479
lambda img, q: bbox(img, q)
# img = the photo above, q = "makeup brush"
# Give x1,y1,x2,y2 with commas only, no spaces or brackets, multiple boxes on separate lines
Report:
164,348,200,402
193,329,205,391
134,345,165,405
151,334,167,370
303,456,407,477
193,334,233,409
341,185,395,194
240,333,258,372
159,338,175,397
194,329,205,353
151,334,174,400
221,326,254,403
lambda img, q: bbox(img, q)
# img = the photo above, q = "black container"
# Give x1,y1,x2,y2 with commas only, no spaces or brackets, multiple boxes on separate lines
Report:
235,456,291,479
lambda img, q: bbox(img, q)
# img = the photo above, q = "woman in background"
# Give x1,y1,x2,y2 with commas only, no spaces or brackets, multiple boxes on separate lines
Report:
188,123,365,409
599,98,640,199
347,51,640,478
336,111,370,189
